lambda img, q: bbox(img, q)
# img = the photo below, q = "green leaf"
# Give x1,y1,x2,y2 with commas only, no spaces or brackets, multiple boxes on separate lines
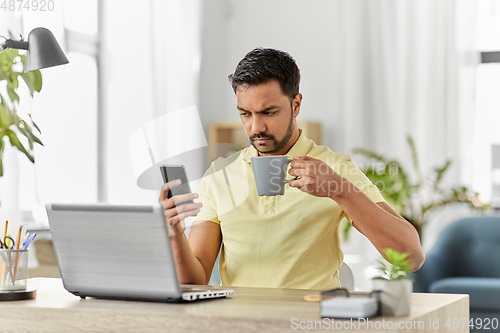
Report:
32,70,42,92
19,71,36,95
19,54,42,91
0,49,18,65
353,148,389,164
4,129,34,163
341,218,352,241
27,114,42,134
19,70,42,95
433,160,452,191
16,120,43,149
16,124,34,149
0,136,4,176
7,106,21,126
0,103,11,128
0,95,15,122
8,71,20,88
7,87,19,103
373,248,412,281
407,136,423,186
24,124,43,146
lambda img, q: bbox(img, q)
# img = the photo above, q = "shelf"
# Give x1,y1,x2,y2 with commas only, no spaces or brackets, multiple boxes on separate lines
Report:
208,120,322,160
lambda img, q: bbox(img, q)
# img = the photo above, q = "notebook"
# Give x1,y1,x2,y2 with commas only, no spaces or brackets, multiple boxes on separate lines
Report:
46,203,234,302
321,297,378,319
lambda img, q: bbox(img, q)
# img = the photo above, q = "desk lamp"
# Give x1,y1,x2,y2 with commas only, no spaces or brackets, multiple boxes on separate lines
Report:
0,27,69,72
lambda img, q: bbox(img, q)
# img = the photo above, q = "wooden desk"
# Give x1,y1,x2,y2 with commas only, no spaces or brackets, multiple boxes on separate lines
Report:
0,278,468,332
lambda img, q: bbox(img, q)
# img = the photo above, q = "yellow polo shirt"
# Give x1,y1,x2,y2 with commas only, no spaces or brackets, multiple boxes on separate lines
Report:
194,131,385,289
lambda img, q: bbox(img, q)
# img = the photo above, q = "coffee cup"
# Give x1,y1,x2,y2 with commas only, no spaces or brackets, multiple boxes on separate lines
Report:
250,155,296,196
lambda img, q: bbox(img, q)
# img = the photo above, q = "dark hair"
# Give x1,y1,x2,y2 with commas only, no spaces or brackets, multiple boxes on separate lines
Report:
228,48,300,99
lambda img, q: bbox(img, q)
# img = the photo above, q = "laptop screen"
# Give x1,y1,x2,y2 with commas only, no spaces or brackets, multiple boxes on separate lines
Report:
46,203,182,301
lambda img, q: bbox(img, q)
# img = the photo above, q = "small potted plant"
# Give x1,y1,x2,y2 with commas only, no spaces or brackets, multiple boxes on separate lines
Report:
372,248,413,317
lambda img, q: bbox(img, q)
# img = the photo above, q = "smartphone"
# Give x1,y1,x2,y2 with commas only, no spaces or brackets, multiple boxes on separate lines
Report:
160,165,194,205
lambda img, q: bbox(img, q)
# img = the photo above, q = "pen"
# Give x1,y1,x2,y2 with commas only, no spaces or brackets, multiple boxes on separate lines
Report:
21,233,37,250
23,232,31,245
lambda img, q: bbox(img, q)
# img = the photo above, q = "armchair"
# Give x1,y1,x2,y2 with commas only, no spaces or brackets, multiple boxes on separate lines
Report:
414,216,500,332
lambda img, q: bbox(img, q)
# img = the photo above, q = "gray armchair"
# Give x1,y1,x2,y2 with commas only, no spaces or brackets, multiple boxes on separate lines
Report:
414,216,500,332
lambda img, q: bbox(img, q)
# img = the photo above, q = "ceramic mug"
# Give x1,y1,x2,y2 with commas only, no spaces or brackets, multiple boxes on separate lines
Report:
250,155,297,196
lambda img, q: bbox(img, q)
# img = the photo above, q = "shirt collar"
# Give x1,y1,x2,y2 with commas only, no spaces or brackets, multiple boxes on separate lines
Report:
242,129,309,163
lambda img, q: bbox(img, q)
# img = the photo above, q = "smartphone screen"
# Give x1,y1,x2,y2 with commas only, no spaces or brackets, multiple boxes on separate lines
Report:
160,165,194,205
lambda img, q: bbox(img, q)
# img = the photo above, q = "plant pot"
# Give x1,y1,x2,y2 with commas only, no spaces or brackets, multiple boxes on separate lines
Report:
372,279,412,317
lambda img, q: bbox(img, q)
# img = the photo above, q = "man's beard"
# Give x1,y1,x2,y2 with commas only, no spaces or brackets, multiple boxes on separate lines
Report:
250,111,295,154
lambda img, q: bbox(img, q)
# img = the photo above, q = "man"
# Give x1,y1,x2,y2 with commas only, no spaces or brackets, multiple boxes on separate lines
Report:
159,48,424,289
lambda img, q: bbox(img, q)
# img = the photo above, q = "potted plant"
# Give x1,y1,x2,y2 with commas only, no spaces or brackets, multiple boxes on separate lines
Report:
0,48,43,177
343,136,489,240
372,248,413,317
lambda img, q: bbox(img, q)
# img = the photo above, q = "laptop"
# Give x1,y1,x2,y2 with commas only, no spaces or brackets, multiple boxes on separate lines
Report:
46,203,234,302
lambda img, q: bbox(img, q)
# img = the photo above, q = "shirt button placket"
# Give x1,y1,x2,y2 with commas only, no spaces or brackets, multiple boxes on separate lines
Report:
259,196,276,216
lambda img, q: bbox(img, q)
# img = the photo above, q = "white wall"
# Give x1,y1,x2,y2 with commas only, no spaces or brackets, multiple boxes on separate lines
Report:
102,0,158,205
200,0,342,149
199,0,381,290
198,0,480,290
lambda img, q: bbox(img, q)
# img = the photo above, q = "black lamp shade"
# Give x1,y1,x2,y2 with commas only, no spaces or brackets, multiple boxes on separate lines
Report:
25,27,69,72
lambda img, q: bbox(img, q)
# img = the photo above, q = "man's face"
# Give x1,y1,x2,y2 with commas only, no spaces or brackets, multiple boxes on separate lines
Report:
236,80,301,155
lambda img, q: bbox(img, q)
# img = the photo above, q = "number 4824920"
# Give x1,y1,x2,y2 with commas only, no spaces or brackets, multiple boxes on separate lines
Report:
1,0,55,11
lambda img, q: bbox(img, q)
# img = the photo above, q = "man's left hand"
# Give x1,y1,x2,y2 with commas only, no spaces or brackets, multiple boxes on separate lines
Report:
288,156,344,198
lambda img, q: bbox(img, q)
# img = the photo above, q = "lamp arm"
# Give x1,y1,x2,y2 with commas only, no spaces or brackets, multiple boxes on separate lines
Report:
0,36,6,52
2,39,29,50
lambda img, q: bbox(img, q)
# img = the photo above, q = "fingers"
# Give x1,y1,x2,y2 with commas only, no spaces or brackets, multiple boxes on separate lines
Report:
288,179,301,188
166,208,202,227
163,198,202,233
165,201,202,219
160,191,198,210
288,167,307,177
165,205,202,235
289,157,334,178
159,181,203,235
289,176,313,190
172,192,199,207
289,158,314,171
292,155,313,161
159,179,182,202
167,219,186,237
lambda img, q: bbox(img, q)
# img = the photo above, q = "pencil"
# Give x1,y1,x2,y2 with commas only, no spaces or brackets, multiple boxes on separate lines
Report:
16,227,21,250
13,226,22,281
4,220,7,239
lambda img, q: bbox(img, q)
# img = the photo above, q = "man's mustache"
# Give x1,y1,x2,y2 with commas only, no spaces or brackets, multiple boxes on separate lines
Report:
250,133,274,141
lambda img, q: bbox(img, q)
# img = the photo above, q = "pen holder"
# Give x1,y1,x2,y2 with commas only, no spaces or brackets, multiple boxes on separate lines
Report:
0,249,28,292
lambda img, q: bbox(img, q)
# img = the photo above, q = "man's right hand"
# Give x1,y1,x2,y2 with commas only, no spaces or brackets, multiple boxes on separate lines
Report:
159,180,203,237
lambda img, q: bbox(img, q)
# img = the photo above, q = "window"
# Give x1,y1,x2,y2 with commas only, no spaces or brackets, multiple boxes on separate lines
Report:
15,0,99,224
473,0,500,207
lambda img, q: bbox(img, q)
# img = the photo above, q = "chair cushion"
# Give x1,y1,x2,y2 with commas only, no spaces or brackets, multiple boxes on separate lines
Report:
429,277,500,311
432,217,500,277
